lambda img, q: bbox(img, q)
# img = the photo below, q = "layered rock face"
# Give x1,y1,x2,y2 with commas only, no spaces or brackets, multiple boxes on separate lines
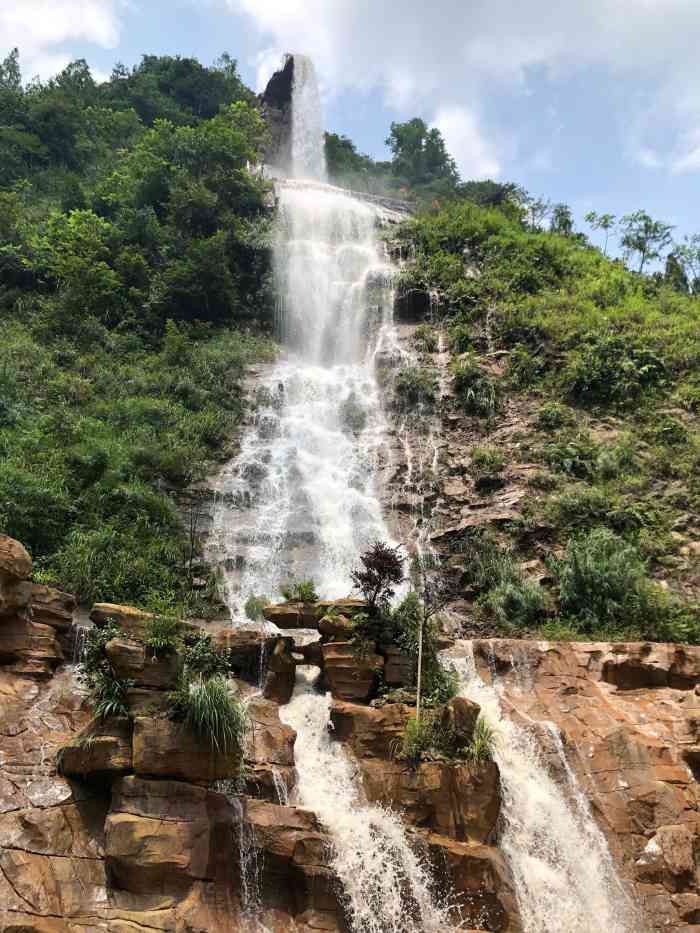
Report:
3,531,699,932
469,638,700,931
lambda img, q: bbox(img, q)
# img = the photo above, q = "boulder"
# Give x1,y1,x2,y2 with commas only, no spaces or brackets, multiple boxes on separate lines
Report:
214,627,283,679
439,695,480,747
318,613,354,640
0,617,63,676
315,598,366,618
245,697,296,801
132,716,243,784
358,758,501,843
90,603,155,642
263,639,296,705
421,831,522,932
105,637,180,689
263,602,318,629
57,717,132,780
105,775,234,893
30,584,76,633
384,647,415,687
321,641,384,702
0,534,32,581
330,701,413,758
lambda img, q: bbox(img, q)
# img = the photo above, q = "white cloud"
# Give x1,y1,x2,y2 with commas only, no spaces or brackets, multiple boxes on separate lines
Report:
433,105,500,179
0,0,123,80
228,0,700,173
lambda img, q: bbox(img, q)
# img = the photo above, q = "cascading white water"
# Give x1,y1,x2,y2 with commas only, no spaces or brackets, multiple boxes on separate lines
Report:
290,55,326,181
445,644,637,933
212,115,399,616
280,668,450,933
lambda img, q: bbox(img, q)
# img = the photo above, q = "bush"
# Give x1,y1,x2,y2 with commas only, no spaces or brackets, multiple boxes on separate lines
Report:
144,613,181,658
351,542,404,615
170,673,248,756
561,332,666,407
280,579,319,603
469,446,506,493
448,321,473,354
91,668,133,720
535,402,573,432
542,431,598,479
451,354,501,417
413,324,438,353
485,578,546,629
182,632,231,677
464,716,498,766
394,364,439,406
551,528,663,633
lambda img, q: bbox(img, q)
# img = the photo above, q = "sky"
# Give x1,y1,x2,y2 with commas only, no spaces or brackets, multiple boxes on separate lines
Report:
2,0,699,246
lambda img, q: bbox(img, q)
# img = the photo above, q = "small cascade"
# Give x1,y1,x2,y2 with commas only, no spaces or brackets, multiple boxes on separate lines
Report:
445,643,637,933
280,668,451,933
271,767,289,806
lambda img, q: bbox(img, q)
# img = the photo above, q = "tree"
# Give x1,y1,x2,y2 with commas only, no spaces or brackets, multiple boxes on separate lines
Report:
523,194,550,230
351,541,404,614
386,118,458,188
409,552,454,723
550,203,574,236
619,209,673,273
584,211,616,256
664,253,689,294
674,234,700,294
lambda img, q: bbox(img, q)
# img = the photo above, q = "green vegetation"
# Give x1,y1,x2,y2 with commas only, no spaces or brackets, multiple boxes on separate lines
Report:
0,49,276,608
395,710,497,766
413,324,439,353
391,164,700,644
79,622,133,719
280,579,319,603
170,672,249,756
144,613,181,659
394,364,439,407
181,631,232,678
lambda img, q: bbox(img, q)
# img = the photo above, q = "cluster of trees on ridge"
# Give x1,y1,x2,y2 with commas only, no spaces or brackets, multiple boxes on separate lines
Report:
0,47,698,641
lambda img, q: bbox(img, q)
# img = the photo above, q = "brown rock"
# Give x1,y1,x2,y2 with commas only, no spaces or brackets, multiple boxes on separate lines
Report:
132,716,242,783
0,534,32,581
90,602,155,641
430,509,521,544
318,613,354,639
105,775,234,893
439,695,480,746
330,701,413,758
263,639,296,705
384,647,414,687
214,627,281,677
57,717,132,780
315,598,366,618
30,583,75,632
106,637,180,689
245,697,296,801
422,831,521,932
322,641,383,702
263,602,318,629
0,617,63,674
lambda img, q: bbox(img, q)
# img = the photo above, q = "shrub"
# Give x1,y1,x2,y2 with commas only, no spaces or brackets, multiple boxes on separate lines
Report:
170,673,249,756
413,324,438,353
561,332,666,407
182,632,231,678
351,541,404,615
244,593,268,621
470,446,506,493
398,713,437,761
280,579,319,603
91,668,133,720
464,716,498,766
542,431,598,479
394,364,439,406
551,528,662,633
144,613,181,658
448,321,473,354
535,402,573,432
485,578,546,629
451,354,501,417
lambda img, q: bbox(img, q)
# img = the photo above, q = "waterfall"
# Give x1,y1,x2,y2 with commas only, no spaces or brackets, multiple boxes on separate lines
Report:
280,668,449,933
290,54,327,181
445,644,637,933
212,59,397,619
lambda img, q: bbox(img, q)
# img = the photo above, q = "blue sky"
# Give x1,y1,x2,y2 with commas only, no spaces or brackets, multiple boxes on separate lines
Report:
3,0,699,248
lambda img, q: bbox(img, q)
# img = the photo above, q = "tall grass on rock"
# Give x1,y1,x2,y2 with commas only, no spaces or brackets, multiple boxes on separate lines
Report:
171,673,249,757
